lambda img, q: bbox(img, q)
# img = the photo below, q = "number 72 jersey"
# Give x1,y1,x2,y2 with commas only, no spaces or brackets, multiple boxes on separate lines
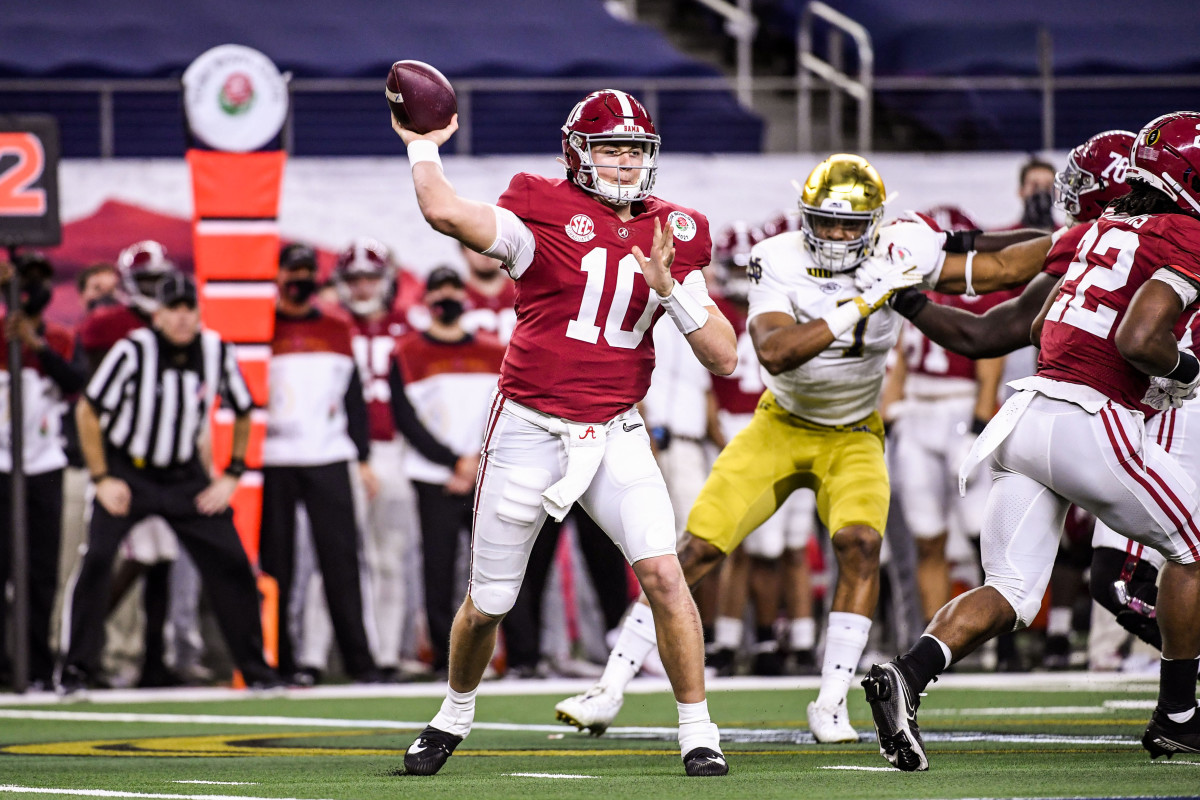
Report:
1038,211,1200,410
495,173,713,422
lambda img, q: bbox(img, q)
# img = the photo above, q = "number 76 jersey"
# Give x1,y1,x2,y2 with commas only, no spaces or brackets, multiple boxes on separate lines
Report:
1038,210,1200,410
495,173,713,422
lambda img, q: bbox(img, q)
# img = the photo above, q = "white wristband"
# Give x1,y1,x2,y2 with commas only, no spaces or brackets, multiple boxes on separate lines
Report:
659,279,710,334
963,250,977,297
821,301,864,338
407,139,442,170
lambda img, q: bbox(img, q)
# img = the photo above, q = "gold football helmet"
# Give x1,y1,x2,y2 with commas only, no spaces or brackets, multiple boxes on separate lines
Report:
799,154,886,271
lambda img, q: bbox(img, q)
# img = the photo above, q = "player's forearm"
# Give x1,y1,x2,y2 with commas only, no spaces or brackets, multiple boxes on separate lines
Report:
754,320,835,375
907,303,1019,359
970,236,1053,293
686,311,737,376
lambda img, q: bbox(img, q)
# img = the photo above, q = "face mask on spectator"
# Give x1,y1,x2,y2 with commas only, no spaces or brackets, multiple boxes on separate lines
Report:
431,297,464,324
1021,190,1055,229
282,277,318,304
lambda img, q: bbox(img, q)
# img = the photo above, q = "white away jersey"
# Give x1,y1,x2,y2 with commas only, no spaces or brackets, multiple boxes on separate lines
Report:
745,219,945,426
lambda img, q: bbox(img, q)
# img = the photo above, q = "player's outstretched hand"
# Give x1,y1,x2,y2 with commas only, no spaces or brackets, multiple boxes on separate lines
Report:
391,112,459,147
859,260,922,313
632,217,676,297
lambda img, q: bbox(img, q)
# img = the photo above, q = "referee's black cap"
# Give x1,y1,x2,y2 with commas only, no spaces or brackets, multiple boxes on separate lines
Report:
156,272,198,309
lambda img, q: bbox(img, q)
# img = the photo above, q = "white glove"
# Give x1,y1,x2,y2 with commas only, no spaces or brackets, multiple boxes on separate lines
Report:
1143,375,1200,411
853,258,889,292
859,259,923,312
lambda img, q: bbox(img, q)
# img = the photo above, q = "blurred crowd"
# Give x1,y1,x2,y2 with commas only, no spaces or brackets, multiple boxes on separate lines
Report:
0,147,1155,694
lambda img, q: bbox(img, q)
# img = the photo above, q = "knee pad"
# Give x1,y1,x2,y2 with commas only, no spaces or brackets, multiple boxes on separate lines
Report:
471,467,551,616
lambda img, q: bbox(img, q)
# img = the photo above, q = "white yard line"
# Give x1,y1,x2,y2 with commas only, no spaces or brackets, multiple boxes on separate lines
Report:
170,782,258,786
504,773,598,779
0,787,334,800
820,765,896,771
0,672,1158,707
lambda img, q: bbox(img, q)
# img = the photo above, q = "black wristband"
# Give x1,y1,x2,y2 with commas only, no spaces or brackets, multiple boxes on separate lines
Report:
224,457,247,478
970,417,988,435
1166,351,1200,383
91,472,109,483
943,229,980,254
890,287,929,320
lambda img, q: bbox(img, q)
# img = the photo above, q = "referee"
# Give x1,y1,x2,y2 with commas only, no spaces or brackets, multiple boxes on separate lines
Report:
58,274,282,694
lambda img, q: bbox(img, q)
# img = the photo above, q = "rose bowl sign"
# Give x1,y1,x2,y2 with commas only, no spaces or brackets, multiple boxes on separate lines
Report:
183,45,288,152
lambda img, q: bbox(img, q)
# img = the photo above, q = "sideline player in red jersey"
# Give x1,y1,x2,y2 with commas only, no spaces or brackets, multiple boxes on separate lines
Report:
864,111,1200,770
391,89,737,778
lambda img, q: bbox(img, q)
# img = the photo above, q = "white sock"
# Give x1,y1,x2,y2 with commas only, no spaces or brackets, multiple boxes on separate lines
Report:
926,634,953,669
713,616,743,650
815,611,872,708
1047,607,1072,637
677,699,722,756
429,684,476,738
790,617,816,650
598,602,657,692
1167,705,1198,724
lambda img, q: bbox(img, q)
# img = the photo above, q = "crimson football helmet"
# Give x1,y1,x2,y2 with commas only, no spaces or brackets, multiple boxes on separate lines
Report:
117,240,175,314
920,205,982,233
761,208,802,237
1053,130,1136,222
713,220,765,304
1127,111,1200,218
334,237,397,316
561,89,659,204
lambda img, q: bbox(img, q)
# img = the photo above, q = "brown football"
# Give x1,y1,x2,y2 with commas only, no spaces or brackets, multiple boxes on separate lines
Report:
385,60,457,134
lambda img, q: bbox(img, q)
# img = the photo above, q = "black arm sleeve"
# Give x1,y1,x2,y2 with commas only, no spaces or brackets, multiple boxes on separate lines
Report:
344,368,371,463
387,359,459,468
38,343,87,395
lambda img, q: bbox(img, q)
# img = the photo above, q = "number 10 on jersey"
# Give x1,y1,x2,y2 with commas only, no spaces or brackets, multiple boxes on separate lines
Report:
566,248,658,349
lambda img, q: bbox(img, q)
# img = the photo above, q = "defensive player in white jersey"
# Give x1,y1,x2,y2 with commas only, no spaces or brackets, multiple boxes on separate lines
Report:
556,153,1055,743
392,89,740,778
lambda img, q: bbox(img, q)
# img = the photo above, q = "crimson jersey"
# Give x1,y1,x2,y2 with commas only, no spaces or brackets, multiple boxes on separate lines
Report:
349,310,410,441
1042,223,1093,279
462,280,518,343
78,305,146,369
710,294,760,415
1037,212,1200,410
496,174,712,421
902,291,1012,381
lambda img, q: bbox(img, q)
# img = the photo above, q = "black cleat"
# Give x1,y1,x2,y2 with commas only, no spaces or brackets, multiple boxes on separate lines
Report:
862,662,929,772
683,746,729,776
55,665,90,699
1142,707,1200,759
403,725,463,776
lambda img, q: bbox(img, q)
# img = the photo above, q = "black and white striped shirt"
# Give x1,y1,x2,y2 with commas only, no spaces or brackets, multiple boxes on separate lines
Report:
85,327,254,468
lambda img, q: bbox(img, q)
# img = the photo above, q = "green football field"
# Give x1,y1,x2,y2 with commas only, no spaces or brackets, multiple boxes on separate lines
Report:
0,674,1195,800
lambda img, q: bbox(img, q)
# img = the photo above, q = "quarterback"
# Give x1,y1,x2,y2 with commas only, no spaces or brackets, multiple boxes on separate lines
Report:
391,89,742,778
556,153,1053,743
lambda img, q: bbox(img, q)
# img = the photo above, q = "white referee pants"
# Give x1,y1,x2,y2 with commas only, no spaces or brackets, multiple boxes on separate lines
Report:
983,393,1200,627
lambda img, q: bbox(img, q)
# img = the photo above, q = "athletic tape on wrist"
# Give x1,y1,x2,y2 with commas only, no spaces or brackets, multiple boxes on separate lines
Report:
963,251,978,297
660,280,709,334
407,139,442,170
822,300,864,338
